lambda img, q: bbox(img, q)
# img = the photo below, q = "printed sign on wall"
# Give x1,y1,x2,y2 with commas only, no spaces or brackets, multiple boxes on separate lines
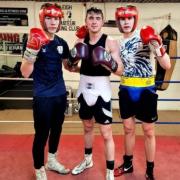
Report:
0,8,28,26
0,33,27,54
59,4,82,31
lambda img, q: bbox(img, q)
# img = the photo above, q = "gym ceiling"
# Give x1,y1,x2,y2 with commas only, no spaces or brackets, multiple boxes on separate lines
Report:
4,0,180,3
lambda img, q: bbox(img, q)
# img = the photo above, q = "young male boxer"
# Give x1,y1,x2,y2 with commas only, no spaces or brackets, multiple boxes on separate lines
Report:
21,3,71,180
68,7,123,180
114,5,171,180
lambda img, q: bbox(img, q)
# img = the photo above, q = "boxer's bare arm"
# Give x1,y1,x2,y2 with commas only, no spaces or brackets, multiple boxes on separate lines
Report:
106,37,124,75
156,54,171,70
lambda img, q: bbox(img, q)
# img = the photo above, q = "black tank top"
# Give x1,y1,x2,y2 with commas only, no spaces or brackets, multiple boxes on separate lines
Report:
80,34,111,76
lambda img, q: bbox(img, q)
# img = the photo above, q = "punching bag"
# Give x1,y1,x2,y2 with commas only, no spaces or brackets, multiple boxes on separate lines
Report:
155,24,177,90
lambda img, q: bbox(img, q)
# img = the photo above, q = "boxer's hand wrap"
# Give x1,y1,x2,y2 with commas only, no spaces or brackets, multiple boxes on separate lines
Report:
92,46,118,73
24,28,50,63
140,25,166,57
68,42,89,67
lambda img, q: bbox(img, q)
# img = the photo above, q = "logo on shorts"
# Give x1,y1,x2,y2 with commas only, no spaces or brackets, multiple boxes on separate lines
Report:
104,119,110,124
86,83,94,89
151,116,157,121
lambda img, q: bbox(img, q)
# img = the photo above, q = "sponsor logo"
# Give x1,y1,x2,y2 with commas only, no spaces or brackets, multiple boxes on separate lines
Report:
124,165,132,171
57,46,63,54
104,120,110,124
42,48,46,53
151,116,157,121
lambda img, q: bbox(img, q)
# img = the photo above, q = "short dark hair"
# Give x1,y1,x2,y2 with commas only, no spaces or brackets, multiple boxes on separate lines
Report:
86,7,104,19
40,3,61,10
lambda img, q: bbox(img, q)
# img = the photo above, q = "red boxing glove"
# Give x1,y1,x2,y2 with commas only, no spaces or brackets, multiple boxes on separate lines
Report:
140,26,166,57
24,28,50,63
76,25,88,39
68,42,89,67
92,46,118,73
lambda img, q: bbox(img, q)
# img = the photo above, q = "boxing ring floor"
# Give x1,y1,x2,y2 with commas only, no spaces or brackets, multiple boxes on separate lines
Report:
0,134,180,180
0,110,180,180
0,78,180,179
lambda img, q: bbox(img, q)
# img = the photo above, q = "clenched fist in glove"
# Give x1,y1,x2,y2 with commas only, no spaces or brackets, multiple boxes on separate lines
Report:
76,25,88,39
92,46,118,72
23,28,50,63
140,25,166,57
68,42,89,67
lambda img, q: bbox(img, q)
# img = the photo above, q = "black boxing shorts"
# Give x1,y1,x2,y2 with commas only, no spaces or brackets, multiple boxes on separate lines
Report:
119,86,158,123
78,94,112,125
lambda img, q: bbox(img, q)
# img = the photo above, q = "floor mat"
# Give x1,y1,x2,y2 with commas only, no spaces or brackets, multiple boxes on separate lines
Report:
0,135,180,180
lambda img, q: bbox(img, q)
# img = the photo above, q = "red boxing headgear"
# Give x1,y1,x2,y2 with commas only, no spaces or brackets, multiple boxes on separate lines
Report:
39,3,64,32
115,5,138,33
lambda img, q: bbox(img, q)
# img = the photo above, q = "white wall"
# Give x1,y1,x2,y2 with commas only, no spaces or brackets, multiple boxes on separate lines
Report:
0,1,180,110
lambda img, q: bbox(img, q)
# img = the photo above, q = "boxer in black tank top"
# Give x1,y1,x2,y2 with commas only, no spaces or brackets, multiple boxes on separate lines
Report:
69,7,123,180
80,34,110,76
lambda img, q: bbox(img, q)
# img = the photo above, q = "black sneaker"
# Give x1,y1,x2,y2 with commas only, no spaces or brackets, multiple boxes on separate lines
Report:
145,173,155,180
114,163,133,177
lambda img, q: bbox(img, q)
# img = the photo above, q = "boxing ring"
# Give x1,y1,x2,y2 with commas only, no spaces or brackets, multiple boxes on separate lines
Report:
0,74,180,180
0,58,180,180
0,76,179,124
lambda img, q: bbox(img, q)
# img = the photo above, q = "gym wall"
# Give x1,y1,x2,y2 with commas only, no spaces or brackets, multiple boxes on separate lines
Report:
0,1,180,110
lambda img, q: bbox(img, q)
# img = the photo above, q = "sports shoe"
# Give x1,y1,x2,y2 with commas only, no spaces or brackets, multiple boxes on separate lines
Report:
145,173,155,180
106,169,114,180
35,166,47,180
114,163,133,177
45,152,70,174
71,154,93,175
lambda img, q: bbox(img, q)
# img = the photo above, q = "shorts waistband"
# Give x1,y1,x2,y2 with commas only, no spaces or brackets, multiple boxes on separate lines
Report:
121,76,155,87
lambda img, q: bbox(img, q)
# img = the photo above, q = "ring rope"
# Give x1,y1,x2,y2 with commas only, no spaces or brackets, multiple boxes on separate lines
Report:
1,53,180,59
0,97,180,101
0,77,180,84
111,98,180,101
0,97,77,100
0,120,180,125
170,56,180,59
0,77,33,81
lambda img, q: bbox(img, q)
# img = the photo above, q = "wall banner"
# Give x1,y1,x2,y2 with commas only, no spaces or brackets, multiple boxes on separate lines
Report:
59,4,81,31
0,33,27,54
0,8,28,26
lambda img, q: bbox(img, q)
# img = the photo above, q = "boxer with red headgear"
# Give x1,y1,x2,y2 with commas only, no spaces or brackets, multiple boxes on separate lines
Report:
39,3,63,33
114,5,171,180
115,5,138,33
21,3,70,180
23,3,64,64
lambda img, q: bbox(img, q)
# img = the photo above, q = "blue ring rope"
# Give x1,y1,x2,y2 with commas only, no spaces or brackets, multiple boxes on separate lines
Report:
111,80,180,83
170,56,180,59
158,99,180,101
111,98,180,101
112,121,180,125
